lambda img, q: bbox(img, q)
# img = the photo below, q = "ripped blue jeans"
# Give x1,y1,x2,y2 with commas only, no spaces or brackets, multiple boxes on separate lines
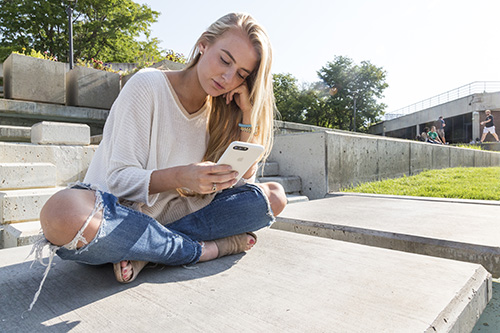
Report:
28,182,275,310
56,182,275,265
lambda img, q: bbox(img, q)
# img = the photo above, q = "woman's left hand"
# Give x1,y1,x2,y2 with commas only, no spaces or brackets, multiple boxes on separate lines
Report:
225,82,252,116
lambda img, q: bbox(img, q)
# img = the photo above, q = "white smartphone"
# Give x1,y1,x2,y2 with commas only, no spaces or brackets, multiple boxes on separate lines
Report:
217,141,264,182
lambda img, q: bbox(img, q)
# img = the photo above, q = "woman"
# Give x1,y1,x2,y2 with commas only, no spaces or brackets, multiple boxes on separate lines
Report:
32,12,286,296
427,126,442,144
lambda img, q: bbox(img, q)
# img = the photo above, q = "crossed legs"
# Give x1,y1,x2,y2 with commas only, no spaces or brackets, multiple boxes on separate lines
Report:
40,182,287,282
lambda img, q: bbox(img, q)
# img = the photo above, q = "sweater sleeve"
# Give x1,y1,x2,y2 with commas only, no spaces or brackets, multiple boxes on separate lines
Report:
104,69,160,206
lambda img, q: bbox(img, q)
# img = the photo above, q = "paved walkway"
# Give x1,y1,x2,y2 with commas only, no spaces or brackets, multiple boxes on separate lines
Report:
275,192,500,277
0,227,490,332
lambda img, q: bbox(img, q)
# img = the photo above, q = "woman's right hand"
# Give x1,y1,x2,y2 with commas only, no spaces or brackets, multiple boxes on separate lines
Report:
150,162,239,195
179,162,239,194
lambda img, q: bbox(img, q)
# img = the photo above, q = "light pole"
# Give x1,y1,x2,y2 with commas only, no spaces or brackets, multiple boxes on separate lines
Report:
66,0,77,69
329,86,358,132
352,94,357,132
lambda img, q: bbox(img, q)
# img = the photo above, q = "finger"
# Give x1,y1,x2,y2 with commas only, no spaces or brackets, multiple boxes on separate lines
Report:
205,163,233,175
216,179,239,191
210,171,238,184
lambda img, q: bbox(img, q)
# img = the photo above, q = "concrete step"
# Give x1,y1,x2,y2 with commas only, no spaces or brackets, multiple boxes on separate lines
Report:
257,175,302,194
275,193,500,278
0,162,57,190
0,187,64,224
286,194,309,204
0,125,31,142
2,220,41,248
257,161,279,177
0,229,491,331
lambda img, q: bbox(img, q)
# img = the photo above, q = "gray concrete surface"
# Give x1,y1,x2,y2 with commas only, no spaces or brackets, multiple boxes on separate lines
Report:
0,229,491,332
472,279,500,332
274,193,500,277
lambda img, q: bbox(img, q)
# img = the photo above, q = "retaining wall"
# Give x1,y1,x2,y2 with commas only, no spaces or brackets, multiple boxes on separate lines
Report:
269,131,500,200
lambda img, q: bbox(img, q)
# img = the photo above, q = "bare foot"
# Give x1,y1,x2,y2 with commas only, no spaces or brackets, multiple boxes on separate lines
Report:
120,260,133,281
199,234,256,262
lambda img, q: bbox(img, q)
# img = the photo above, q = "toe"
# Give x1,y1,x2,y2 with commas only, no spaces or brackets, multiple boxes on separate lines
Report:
120,260,133,281
246,234,256,250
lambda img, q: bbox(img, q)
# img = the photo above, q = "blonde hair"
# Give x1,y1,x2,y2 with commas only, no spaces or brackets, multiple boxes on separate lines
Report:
184,13,276,163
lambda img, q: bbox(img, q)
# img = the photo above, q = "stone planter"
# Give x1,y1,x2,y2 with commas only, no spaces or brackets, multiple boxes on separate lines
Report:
3,53,67,104
66,66,120,109
121,59,186,88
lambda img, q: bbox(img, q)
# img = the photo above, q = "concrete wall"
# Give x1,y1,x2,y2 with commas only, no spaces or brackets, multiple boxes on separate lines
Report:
270,131,500,200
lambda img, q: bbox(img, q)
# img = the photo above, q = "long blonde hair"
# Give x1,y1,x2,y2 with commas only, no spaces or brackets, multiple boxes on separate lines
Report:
184,13,276,163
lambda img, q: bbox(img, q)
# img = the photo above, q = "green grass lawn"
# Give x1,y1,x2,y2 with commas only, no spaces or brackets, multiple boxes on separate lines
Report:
342,167,500,200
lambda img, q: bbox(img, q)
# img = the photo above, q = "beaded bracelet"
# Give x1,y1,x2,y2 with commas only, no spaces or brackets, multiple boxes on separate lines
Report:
238,123,258,134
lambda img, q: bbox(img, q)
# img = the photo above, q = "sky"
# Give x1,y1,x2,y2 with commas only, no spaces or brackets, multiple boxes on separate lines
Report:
136,0,500,113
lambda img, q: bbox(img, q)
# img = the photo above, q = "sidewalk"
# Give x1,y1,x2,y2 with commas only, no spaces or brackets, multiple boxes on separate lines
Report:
0,228,490,332
274,192,500,277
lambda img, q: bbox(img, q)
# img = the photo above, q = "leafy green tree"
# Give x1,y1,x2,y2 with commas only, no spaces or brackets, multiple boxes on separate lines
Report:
0,0,162,63
272,56,388,132
317,55,388,132
272,73,305,123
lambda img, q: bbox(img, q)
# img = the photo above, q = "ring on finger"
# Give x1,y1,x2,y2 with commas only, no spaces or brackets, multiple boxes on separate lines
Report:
212,183,217,192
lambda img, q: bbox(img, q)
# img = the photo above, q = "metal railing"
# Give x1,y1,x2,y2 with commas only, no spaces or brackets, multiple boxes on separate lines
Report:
384,81,500,120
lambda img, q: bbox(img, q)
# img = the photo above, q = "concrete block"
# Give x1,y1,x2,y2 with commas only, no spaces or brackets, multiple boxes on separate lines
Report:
257,161,279,177
0,187,63,224
0,125,31,142
377,138,410,180
257,176,301,193
0,162,56,190
276,194,500,277
0,230,491,332
0,99,109,136
450,145,475,168
332,132,379,189
3,53,67,104
66,66,120,109
270,132,328,199
286,194,309,204
0,142,97,186
2,221,41,248
475,150,491,167
431,144,450,169
491,152,500,166
409,141,433,174
31,121,90,145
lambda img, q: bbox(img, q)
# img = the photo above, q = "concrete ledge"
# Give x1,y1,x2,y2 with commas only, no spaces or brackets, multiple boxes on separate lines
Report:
0,98,108,136
0,187,64,224
257,176,302,193
0,162,56,190
0,229,491,331
0,142,97,186
2,221,41,248
0,125,30,142
31,121,90,145
275,194,500,277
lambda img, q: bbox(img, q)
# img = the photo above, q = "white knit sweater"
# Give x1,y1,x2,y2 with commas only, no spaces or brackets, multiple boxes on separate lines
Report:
84,68,215,225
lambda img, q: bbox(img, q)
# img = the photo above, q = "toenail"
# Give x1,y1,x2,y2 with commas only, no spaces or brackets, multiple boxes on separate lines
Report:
249,238,255,245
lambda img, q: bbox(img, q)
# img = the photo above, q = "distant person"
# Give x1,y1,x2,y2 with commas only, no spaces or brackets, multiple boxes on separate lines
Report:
427,126,443,144
480,109,500,143
436,116,446,144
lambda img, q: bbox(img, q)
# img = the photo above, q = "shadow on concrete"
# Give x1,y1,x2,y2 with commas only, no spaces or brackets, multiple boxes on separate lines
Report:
0,253,242,332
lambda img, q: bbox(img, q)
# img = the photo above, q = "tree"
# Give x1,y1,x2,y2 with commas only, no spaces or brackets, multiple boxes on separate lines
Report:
272,73,305,123
0,0,162,63
317,55,388,132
